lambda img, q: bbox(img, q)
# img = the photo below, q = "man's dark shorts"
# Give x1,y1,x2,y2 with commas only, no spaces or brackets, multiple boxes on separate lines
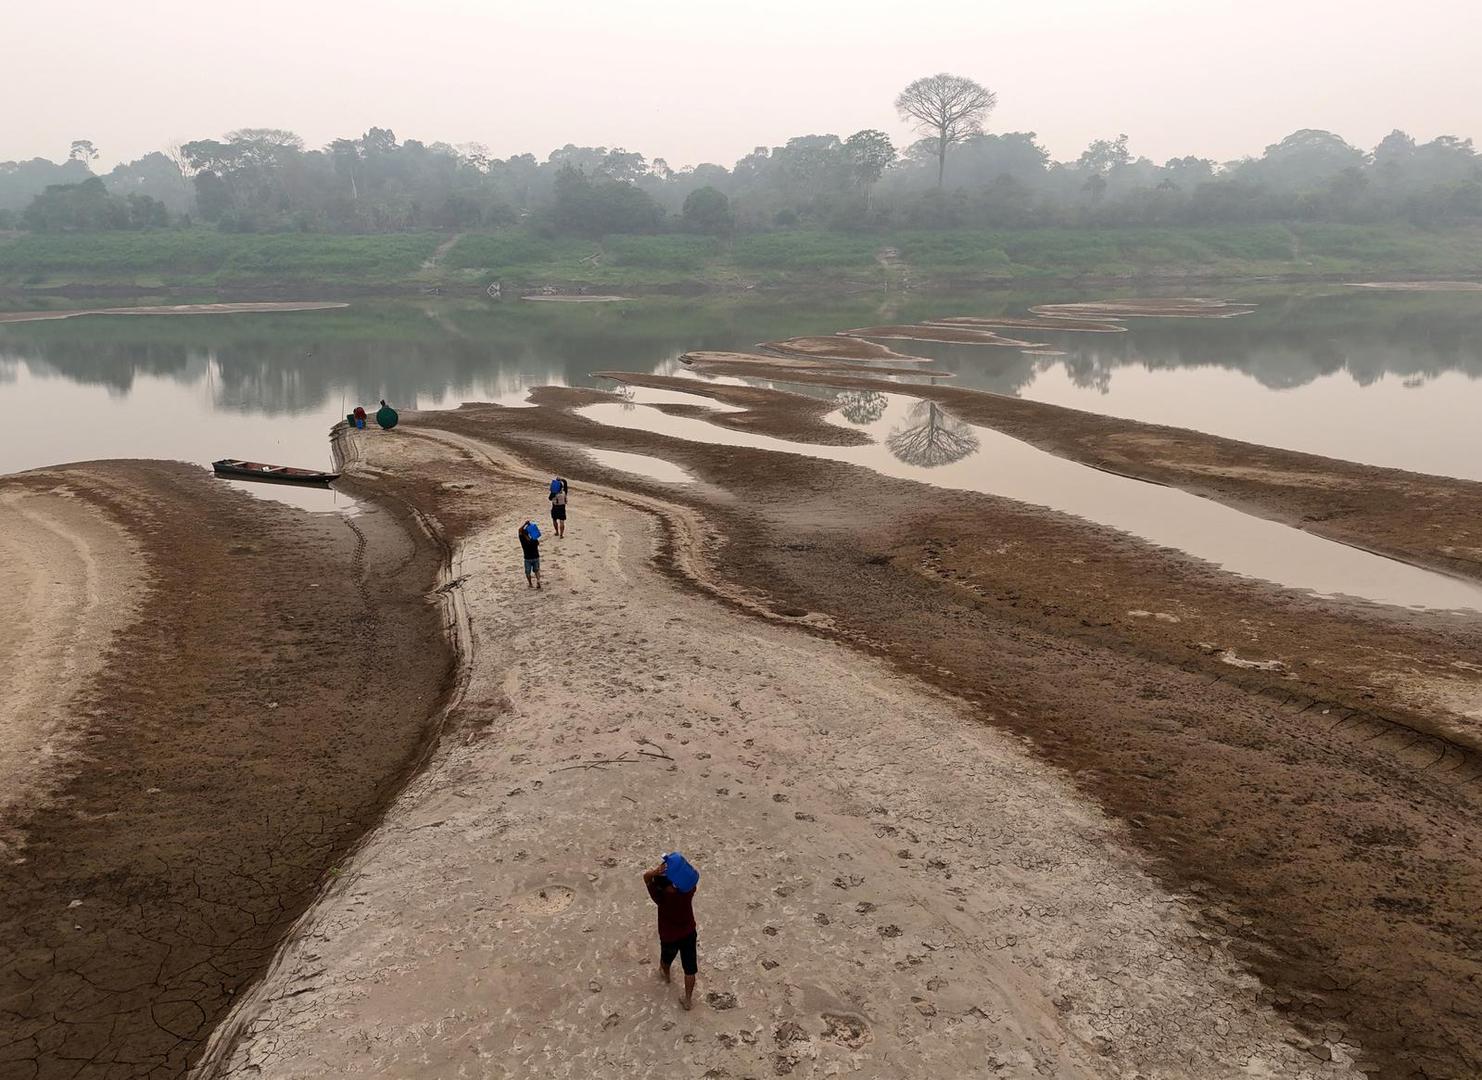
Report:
660,931,698,976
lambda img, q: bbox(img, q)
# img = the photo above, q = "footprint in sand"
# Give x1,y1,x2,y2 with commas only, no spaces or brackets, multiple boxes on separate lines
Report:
774,1021,809,1047
515,884,575,915
821,1012,872,1049
706,991,738,1010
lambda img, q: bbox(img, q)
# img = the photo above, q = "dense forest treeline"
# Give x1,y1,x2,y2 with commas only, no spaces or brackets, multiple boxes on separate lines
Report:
2,120,1479,238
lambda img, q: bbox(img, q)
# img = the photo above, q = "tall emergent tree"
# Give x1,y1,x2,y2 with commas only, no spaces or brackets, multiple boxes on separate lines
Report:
895,74,996,187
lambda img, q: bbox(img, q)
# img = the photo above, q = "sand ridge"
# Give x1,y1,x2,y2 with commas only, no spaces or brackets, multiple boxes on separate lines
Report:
0,481,144,845
206,430,1358,1078
328,400,1482,1078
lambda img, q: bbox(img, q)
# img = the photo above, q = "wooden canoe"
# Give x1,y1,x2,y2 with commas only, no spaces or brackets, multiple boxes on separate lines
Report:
212,459,340,486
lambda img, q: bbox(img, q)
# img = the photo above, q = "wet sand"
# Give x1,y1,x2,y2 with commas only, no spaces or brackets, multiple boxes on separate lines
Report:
206,426,1360,1078
590,373,872,446
928,315,1129,333
1347,281,1482,292
0,486,144,839
197,398,1482,1080
0,301,348,324
761,335,934,362
1029,298,1256,319
841,324,1042,348
520,294,631,303
0,462,451,1079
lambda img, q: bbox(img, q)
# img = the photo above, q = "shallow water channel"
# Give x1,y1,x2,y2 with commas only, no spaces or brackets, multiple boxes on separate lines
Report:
582,387,1482,613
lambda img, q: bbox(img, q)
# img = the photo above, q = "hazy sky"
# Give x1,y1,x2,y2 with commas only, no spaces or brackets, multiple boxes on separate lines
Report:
7,0,1480,170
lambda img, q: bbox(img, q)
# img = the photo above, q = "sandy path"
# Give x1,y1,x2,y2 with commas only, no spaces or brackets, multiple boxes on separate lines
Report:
207,435,1353,1078
0,483,143,839
421,232,465,270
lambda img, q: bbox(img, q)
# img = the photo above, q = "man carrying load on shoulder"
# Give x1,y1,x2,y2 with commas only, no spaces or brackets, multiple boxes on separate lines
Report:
548,477,569,538
518,520,542,590
643,852,701,1010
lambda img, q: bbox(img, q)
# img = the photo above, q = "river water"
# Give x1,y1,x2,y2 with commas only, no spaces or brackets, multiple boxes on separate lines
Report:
3,287,1480,603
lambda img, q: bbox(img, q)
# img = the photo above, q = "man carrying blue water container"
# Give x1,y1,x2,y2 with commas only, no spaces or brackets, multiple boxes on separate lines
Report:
642,852,701,1010
518,520,542,590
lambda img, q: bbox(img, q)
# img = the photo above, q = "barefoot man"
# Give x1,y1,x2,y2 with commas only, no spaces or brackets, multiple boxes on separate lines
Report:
518,520,542,590
643,853,700,1010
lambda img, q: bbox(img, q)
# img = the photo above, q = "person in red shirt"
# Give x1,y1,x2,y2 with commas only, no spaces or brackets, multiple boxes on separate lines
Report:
643,855,700,1010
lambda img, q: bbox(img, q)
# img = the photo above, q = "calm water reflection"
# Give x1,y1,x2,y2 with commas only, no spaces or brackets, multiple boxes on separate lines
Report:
581,388,1482,613
2,287,1481,484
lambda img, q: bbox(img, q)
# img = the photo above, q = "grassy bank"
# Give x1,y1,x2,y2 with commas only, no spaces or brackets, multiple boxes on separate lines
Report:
0,231,444,288
1,223,1479,292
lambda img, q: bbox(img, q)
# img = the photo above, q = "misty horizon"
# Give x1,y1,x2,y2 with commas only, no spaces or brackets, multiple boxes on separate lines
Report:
7,0,1480,173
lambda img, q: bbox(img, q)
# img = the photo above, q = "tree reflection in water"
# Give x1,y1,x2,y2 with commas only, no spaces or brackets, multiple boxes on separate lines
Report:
834,390,887,425
885,400,980,467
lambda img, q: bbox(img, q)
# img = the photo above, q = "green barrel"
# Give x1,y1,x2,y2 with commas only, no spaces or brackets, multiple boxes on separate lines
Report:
375,404,399,430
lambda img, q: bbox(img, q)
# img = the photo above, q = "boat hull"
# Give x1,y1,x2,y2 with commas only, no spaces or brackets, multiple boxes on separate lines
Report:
211,460,339,486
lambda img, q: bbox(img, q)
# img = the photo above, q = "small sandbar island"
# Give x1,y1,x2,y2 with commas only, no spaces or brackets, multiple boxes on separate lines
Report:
0,301,349,323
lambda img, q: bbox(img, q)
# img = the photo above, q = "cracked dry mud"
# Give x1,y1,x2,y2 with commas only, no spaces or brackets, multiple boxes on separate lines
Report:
208,429,1359,1078
0,461,450,1080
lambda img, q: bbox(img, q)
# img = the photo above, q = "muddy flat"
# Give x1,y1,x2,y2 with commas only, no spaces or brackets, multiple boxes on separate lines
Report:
761,335,932,362
1347,280,1482,291
0,485,144,837
928,315,1128,333
0,301,349,323
1029,298,1256,319
521,294,631,303
0,462,450,1079
677,351,1482,586
841,324,1040,347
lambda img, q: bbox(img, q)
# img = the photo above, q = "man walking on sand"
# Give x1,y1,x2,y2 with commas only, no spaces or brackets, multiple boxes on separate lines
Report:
643,853,700,1010
518,520,542,590
548,477,568,538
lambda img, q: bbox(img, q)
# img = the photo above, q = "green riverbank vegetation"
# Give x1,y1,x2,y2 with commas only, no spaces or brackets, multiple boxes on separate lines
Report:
2,73,1479,291
3,222,1480,291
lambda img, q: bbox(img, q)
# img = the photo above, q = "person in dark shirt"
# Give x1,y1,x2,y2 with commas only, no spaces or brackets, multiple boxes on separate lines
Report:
643,856,699,1010
548,477,569,538
518,520,542,590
